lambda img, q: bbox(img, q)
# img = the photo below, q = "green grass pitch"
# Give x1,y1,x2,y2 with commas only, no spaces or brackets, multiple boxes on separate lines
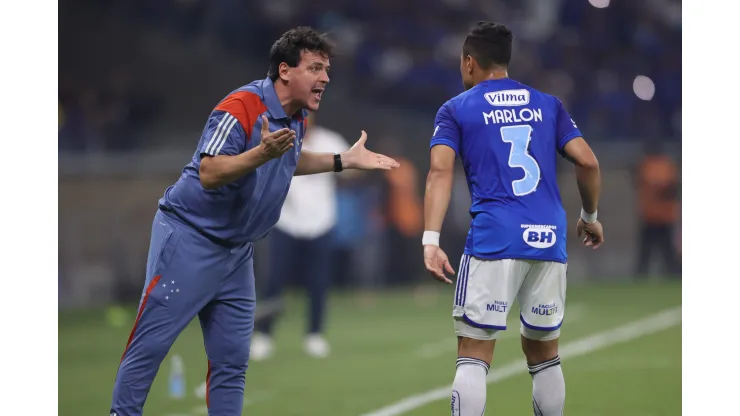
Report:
59,281,681,415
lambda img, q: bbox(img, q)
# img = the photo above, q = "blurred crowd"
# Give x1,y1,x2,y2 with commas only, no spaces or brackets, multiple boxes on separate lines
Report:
59,0,681,151
58,0,682,307
59,69,163,151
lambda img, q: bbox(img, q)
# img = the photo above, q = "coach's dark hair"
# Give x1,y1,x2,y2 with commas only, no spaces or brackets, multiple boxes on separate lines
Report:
462,22,513,69
267,27,334,81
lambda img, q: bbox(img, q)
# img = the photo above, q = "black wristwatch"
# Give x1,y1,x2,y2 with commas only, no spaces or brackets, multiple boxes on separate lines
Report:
333,153,344,172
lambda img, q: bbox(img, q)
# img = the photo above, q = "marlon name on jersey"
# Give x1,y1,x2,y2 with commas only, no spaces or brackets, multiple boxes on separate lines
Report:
483,107,543,125
482,89,543,125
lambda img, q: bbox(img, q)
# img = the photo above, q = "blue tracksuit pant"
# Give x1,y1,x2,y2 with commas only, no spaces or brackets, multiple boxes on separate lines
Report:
111,209,256,415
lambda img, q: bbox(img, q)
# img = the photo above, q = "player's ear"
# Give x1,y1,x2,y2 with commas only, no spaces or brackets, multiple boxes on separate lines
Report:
463,55,474,75
460,54,471,75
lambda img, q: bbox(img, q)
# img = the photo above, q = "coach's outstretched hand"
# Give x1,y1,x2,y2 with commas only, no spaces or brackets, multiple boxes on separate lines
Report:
576,218,604,249
259,115,296,159
342,131,400,170
424,245,455,284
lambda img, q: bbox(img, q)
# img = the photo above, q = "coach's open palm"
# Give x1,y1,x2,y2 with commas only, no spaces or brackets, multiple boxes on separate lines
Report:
259,115,296,159
577,218,604,249
424,245,455,284
343,131,400,170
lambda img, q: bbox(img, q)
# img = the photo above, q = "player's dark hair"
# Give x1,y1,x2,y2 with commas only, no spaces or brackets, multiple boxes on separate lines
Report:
462,22,513,69
268,27,335,81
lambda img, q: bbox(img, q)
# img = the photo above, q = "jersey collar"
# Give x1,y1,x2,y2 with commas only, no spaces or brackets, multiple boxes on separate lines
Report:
261,77,289,120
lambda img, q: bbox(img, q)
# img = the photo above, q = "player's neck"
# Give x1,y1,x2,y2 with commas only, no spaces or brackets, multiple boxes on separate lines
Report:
274,81,303,117
475,69,509,85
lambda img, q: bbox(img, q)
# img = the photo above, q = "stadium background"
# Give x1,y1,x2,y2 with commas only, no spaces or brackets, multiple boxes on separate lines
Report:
58,0,682,414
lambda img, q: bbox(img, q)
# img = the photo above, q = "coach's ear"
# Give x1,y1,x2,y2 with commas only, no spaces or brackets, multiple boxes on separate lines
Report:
278,62,292,83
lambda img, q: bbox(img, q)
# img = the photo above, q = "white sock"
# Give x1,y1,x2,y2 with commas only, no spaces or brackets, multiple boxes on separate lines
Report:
528,356,565,416
451,357,489,416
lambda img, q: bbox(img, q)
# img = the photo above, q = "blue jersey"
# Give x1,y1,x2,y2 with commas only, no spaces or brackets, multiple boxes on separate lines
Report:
159,77,308,245
430,78,582,263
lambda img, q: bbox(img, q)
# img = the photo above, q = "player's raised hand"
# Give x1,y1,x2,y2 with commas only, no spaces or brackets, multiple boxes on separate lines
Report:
259,115,296,158
423,245,455,284
342,131,400,170
576,218,604,249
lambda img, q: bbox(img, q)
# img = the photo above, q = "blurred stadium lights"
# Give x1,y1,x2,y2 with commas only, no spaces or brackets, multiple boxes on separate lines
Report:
588,0,611,8
633,75,656,101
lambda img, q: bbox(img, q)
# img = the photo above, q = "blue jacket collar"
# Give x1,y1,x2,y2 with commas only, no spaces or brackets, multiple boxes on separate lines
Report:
261,77,289,120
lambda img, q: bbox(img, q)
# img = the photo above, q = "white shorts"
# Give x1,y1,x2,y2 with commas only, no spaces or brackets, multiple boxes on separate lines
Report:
452,255,567,341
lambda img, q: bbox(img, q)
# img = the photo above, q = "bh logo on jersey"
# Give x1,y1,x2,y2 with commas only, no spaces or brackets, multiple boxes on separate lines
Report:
522,225,557,249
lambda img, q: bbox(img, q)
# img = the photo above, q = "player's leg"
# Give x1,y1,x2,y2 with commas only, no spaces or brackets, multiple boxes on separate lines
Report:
257,228,296,333
111,211,220,416
518,261,568,416
252,229,295,359
303,230,333,357
635,222,655,277
199,243,256,415
453,336,494,416
656,224,680,277
451,257,527,416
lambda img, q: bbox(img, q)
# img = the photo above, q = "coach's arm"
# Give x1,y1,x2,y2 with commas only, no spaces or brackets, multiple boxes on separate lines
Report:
199,150,272,189
294,151,344,176
294,131,399,176
200,118,296,189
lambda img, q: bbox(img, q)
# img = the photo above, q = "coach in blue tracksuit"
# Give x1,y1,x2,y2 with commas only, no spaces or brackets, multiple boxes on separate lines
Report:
109,27,399,416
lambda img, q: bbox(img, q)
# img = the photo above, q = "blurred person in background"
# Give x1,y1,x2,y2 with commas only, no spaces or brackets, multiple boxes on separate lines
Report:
674,202,682,265
634,140,681,278
675,206,682,263
250,113,350,361
332,168,388,306
376,138,424,287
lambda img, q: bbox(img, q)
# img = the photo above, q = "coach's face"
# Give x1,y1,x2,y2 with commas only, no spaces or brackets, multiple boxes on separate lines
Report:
286,50,330,112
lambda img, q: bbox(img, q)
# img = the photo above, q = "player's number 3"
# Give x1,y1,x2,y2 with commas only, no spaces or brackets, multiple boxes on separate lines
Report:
500,125,540,196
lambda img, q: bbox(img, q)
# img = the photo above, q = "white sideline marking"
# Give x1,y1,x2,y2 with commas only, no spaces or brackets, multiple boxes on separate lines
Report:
361,306,682,416
415,304,586,360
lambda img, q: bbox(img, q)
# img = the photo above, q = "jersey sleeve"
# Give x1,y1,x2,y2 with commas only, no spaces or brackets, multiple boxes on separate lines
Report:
199,110,248,156
555,99,583,152
199,91,268,157
429,102,462,155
